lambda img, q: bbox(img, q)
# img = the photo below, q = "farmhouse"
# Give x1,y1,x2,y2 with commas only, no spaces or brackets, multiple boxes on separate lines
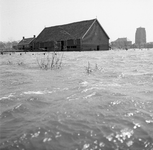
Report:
18,35,35,51
111,38,132,49
33,19,109,51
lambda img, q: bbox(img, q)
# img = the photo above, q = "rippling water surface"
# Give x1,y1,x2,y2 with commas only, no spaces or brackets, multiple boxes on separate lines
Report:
0,49,153,150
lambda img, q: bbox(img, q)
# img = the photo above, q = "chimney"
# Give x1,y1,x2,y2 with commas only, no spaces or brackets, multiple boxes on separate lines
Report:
23,36,25,40
33,35,36,38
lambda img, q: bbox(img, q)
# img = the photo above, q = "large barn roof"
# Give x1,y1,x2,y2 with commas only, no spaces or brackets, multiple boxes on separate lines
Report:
35,19,109,42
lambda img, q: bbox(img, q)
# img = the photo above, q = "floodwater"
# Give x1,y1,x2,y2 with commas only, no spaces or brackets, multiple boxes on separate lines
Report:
0,49,153,150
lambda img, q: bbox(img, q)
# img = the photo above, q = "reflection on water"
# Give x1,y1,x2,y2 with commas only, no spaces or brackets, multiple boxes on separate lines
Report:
0,49,153,150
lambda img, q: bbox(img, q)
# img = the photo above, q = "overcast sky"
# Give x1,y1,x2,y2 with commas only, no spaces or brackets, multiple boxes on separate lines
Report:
0,0,153,43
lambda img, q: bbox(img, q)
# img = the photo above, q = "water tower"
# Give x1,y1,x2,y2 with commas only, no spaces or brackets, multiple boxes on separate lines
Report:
135,27,146,48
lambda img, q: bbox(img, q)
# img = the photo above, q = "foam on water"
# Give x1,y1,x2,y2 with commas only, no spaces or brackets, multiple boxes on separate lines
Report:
23,91,52,95
0,49,153,150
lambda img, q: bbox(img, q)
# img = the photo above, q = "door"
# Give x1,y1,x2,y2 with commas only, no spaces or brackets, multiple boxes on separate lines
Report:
97,45,100,50
61,41,64,51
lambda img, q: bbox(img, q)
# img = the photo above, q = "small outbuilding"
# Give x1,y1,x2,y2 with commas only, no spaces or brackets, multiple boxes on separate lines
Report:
34,19,109,51
18,35,35,51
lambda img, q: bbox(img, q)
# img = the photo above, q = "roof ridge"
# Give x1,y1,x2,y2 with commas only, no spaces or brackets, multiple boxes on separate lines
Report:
45,18,96,29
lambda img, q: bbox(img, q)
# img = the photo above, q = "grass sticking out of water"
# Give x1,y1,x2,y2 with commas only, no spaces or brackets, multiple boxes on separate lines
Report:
36,52,63,70
85,62,100,74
